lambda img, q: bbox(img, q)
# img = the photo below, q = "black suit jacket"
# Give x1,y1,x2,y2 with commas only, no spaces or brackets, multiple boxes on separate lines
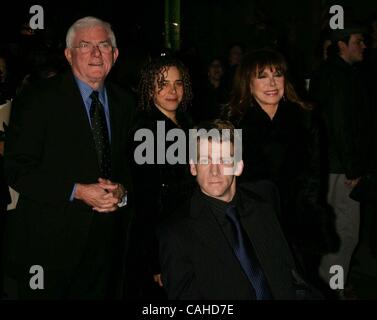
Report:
157,181,303,300
128,108,194,271
3,72,134,297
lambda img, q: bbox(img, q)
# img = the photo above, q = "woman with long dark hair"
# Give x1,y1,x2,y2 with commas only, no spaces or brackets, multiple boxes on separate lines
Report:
224,48,326,285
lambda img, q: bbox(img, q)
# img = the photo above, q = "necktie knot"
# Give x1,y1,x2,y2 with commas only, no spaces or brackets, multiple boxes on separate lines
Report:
225,203,239,224
90,90,100,101
90,91,103,118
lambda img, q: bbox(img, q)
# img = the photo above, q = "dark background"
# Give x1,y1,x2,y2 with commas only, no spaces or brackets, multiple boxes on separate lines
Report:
1,0,377,78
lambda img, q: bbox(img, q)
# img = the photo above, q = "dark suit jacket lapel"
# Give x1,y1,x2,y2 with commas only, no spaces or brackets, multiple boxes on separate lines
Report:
61,73,93,135
189,191,243,266
58,72,100,178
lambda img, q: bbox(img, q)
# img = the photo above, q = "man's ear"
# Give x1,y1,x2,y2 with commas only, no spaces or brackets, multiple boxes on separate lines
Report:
337,40,348,54
234,160,244,176
64,48,72,65
189,161,197,176
112,47,119,65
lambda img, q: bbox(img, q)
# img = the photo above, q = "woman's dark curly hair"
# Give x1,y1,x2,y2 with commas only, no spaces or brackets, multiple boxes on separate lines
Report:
138,56,193,112
225,48,311,121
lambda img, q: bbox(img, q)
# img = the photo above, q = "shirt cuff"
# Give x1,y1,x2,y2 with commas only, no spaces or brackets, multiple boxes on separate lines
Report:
70,184,77,202
118,193,127,207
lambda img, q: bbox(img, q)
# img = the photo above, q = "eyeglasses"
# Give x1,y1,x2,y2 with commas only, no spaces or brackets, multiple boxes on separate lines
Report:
72,42,113,54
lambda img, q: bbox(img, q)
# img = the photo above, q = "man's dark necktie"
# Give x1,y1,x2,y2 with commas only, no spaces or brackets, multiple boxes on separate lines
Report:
225,204,272,300
89,91,111,179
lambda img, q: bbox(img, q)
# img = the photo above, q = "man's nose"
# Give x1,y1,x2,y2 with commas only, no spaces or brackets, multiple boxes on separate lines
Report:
91,45,102,56
210,163,220,176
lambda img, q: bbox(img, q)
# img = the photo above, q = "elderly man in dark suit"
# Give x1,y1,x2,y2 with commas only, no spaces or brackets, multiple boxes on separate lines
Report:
3,16,134,299
157,120,319,300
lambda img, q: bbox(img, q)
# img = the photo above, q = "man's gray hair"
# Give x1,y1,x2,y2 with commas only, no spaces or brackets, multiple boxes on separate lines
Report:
66,16,117,48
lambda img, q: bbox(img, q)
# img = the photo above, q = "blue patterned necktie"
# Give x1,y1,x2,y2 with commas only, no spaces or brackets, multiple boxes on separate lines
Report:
89,91,111,179
225,204,272,300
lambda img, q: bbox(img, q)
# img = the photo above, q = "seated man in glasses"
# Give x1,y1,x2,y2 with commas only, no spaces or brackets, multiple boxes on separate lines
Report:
157,119,320,300
3,16,134,299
